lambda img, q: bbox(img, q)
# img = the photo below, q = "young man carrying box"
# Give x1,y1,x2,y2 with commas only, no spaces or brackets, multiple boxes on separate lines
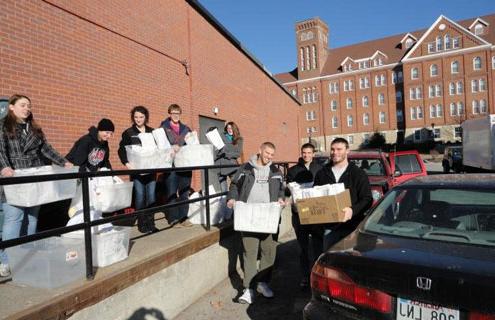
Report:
226,141,285,305
313,137,372,251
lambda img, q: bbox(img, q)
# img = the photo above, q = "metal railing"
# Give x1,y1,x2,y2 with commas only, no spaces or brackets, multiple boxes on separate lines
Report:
0,162,291,280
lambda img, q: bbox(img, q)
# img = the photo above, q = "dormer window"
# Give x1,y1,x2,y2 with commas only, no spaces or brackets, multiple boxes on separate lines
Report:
474,23,484,35
405,38,414,49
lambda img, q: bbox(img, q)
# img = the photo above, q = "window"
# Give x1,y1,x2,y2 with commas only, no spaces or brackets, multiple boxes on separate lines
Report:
396,91,402,103
474,24,484,35
436,104,443,117
362,96,369,107
359,77,369,89
454,127,462,138
379,112,386,124
472,100,480,114
409,88,415,100
450,103,457,116
329,82,339,94
414,130,421,141
392,72,397,84
428,43,435,53
453,37,460,49
435,84,442,97
311,45,317,69
417,106,423,119
456,81,463,94
348,135,354,145
300,48,305,71
381,74,386,85
449,83,455,95
311,87,318,102
411,67,419,80
457,102,464,115
343,80,354,91
411,107,417,120
291,89,297,96
378,93,385,105
480,79,486,91
492,56,495,69
397,110,404,122
430,104,442,118
306,110,316,121
332,116,338,128
436,36,443,51
430,105,435,118
398,71,403,83
363,113,370,125
430,64,438,77
451,61,459,74
363,133,370,144
302,89,307,104
444,34,451,50
306,127,317,134
471,80,479,93
346,98,353,109
330,100,337,111
433,128,441,139
473,57,482,70
305,47,310,71
375,75,380,86
429,85,435,98
405,38,414,48
480,99,487,113
347,115,353,127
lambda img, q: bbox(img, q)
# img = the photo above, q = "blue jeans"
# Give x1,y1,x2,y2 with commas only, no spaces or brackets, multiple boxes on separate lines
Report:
133,175,157,232
163,171,192,223
0,203,40,264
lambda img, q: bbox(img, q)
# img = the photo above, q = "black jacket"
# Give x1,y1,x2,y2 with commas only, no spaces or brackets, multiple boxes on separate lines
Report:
66,126,112,172
286,158,322,188
314,161,372,229
117,125,154,165
227,161,284,203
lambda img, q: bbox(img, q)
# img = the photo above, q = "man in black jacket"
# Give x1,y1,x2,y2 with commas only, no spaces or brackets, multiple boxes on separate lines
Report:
286,143,323,288
314,137,372,251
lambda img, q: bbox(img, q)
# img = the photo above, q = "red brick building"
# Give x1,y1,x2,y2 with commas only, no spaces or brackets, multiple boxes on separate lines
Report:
0,0,300,173
276,14,495,151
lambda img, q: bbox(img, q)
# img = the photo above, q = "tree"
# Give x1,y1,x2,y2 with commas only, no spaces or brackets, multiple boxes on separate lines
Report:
368,132,386,149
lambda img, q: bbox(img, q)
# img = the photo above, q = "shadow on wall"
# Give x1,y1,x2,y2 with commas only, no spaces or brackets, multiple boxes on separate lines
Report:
127,307,167,320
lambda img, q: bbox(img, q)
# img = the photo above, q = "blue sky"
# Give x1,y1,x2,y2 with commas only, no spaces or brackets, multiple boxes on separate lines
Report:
199,0,495,74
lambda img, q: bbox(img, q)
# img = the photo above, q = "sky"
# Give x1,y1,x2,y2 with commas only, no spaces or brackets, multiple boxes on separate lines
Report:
199,0,495,75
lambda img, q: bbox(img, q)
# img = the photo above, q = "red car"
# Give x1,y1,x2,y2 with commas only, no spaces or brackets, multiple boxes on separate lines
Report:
315,150,427,204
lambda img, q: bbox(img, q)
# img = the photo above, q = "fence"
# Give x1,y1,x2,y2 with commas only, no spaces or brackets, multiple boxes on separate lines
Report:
0,162,290,280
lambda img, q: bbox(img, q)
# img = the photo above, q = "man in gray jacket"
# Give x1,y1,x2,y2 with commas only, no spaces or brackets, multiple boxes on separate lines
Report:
227,141,285,305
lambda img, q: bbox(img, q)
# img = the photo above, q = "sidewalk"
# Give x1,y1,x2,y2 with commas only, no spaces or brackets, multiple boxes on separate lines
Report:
174,229,312,320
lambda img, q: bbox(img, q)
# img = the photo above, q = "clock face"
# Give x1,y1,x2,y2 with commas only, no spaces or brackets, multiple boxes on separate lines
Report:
0,98,9,120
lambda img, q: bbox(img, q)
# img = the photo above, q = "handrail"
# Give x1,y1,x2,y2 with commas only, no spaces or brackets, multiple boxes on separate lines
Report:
0,162,291,280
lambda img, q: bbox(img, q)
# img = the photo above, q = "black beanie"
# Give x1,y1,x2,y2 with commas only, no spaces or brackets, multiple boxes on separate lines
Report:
97,118,115,132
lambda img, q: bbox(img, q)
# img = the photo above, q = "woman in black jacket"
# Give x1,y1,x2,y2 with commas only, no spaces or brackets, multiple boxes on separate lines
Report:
118,106,157,234
215,121,243,192
0,94,73,276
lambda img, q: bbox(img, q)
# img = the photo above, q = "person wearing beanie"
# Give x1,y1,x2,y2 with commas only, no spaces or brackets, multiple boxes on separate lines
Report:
66,118,114,172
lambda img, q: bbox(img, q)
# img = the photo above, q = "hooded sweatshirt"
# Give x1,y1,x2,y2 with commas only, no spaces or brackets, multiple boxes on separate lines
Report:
246,154,271,203
66,126,111,172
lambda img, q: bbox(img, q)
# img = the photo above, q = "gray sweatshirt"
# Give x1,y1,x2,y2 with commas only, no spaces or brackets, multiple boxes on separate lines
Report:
246,154,271,203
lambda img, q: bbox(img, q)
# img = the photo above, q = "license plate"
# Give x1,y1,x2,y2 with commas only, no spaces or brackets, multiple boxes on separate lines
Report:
397,298,459,320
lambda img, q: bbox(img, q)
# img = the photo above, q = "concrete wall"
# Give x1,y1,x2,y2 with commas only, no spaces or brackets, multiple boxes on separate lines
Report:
69,207,293,320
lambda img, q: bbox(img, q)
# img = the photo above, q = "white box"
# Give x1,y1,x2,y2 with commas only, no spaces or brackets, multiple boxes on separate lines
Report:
233,202,281,234
94,181,133,212
64,227,130,267
4,165,78,207
188,194,228,225
6,236,85,288
174,144,214,167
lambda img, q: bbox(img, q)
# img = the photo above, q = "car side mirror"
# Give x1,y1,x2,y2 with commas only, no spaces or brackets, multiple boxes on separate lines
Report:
393,169,402,177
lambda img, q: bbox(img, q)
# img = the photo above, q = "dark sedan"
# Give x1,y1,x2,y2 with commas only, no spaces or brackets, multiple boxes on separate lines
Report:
304,174,495,320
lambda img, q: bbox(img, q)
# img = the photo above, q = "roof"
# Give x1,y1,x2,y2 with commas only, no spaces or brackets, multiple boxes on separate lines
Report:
401,174,495,189
274,68,298,84
276,13,495,82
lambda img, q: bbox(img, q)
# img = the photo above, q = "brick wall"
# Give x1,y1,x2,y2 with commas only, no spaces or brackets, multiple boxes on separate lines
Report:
0,0,300,180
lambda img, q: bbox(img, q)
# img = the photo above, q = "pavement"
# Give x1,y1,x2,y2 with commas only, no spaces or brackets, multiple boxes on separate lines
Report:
173,229,312,320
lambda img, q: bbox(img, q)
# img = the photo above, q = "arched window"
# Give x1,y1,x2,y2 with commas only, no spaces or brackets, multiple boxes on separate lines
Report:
436,36,443,51
480,99,487,113
362,96,369,107
379,112,386,124
311,45,317,69
346,98,353,109
300,48,305,71
411,67,419,80
451,61,459,74
363,113,370,125
305,46,310,70
430,64,438,77
332,116,338,128
444,34,451,49
378,93,385,105
473,57,482,70
347,115,353,127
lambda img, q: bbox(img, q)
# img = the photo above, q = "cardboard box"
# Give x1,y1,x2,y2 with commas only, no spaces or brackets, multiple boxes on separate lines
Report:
296,189,352,225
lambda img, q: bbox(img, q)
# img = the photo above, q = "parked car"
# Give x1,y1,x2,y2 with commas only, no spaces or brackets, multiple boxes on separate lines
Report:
442,145,463,173
315,150,427,204
303,174,495,320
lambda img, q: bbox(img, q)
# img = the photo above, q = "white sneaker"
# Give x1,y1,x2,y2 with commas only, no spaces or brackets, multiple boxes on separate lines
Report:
256,282,274,298
0,263,10,277
238,288,254,304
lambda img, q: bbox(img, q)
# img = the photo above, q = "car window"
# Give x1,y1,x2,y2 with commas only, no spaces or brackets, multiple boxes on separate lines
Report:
349,158,385,176
395,154,422,174
364,188,495,247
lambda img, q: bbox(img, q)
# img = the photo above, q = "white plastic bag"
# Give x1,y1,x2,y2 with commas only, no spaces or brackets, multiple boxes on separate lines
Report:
233,202,281,234
4,165,79,207
205,128,225,150
184,131,200,145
